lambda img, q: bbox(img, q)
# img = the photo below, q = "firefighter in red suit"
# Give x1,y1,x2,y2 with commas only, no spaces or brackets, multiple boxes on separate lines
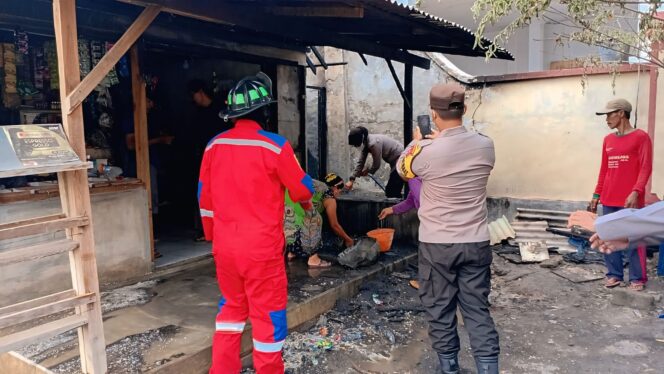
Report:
198,72,314,373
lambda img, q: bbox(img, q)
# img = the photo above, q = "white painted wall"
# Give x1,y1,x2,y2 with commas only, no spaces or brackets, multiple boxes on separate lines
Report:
466,71,659,201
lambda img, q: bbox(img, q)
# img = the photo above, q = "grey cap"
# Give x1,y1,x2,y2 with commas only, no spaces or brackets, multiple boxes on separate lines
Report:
596,98,632,115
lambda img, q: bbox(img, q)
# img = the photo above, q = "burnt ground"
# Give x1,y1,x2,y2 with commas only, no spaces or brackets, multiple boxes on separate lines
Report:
258,248,664,374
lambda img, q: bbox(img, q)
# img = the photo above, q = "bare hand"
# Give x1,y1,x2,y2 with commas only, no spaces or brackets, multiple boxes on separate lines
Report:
344,181,354,191
567,210,597,231
360,169,369,177
590,233,629,253
378,207,394,220
589,198,599,213
425,128,440,139
344,238,354,248
624,191,639,208
413,127,423,141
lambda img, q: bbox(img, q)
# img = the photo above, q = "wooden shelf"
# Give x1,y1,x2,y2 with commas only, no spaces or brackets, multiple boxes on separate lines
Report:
0,161,91,179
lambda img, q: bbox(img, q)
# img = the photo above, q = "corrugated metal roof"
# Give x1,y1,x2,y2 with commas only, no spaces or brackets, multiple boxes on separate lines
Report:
373,0,513,60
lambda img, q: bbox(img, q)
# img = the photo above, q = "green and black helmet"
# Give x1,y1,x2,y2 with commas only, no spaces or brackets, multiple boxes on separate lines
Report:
220,72,276,120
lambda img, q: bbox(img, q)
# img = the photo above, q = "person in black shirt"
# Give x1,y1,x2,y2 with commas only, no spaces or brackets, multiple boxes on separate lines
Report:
187,80,232,241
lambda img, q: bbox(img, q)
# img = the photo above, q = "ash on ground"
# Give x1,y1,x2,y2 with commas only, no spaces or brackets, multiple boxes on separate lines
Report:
51,325,179,374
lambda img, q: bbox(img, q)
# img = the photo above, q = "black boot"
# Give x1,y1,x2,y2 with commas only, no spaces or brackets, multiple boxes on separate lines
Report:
438,352,459,374
475,356,499,374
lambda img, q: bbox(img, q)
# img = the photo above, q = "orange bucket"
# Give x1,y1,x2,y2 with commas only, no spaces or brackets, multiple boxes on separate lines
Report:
367,228,395,252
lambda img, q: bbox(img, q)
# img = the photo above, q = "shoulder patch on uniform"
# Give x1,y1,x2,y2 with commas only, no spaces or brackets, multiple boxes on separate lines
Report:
258,130,287,147
398,142,424,180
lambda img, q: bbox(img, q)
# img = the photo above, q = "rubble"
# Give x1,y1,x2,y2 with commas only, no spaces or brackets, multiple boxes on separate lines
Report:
611,289,660,310
51,325,179,373
540,256,563,269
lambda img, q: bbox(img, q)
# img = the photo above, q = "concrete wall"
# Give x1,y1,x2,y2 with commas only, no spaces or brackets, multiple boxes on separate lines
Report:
277,65,301,159
467,71,660,201
312,46,662,202
0,188,152,307
305,48,448,190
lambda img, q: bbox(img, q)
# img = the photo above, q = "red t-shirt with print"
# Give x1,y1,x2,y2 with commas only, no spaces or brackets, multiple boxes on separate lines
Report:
594,129,652,208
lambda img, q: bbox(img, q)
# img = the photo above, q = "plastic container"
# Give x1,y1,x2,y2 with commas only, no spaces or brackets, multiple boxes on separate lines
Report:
367,228,395,252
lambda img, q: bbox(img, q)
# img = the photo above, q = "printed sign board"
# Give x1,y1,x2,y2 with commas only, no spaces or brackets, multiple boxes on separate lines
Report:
0,124,81,172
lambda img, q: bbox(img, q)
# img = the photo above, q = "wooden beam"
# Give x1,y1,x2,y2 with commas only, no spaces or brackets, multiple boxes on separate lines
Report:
269,6,364,18
130,45,155,260
0,293,95,330
386,59,411,109
0,216,89,241
0,238,79,266
52,0,107,372
0,161,91,178
0,314,87,354
118,0,430,69
64,5,161,115
0,290,76,316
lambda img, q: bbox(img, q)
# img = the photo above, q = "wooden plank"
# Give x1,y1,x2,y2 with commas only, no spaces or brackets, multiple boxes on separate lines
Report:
0,216,88,241
0,214,65,231
118,0,430,69
0,293,95,330
64,5,161,114
0,161,91,179
52,1,108,372
0,290,75,316
0,352,53,374
0,314,87,354
130,45,155,260
0,239,79,266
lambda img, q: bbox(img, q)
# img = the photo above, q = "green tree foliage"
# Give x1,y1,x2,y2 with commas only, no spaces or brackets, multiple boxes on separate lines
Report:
470,0,664,67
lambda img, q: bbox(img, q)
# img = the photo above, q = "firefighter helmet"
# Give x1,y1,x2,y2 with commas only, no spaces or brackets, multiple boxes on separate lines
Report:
220,72,276,120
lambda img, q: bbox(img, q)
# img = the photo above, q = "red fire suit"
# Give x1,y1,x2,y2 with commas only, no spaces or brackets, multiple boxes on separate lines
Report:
198,119,314,373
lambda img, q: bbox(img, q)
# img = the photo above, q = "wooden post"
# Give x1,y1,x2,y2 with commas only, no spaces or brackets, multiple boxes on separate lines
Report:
52,0,107,373
130,44,155,259
403,64,413,198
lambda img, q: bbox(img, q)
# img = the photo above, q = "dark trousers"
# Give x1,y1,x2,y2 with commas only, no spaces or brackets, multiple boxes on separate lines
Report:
418,241,499,358
385,168,404,198
603,206,648,283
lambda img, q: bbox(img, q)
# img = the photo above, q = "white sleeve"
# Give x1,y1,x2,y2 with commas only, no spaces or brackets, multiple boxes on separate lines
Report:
595,201,664,242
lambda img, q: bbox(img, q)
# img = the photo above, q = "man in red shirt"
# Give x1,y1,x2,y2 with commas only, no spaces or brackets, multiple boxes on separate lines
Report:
591,98,653,291
198,73,313,373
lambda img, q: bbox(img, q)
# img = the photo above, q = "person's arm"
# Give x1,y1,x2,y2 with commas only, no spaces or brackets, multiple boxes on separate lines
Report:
591,138,608,212
626,134,653,208
323,198,353,247
277,141,314,204
198,147,214,241
595,201,664,242
368,141,382,175
351,146,369,179
392,191,416,214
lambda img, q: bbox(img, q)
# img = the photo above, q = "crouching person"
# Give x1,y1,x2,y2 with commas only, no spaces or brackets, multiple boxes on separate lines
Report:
397,82,499,374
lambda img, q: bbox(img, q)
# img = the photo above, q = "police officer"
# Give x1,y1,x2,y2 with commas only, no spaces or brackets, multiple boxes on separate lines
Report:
397,82,499,374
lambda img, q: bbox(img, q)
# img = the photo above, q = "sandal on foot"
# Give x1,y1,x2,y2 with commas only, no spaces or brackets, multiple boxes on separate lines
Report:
308,260,332,269
604,277,621,288
628,282,645,291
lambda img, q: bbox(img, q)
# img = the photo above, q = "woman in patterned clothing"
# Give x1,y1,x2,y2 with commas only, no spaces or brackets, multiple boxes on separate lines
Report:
285,173,354,268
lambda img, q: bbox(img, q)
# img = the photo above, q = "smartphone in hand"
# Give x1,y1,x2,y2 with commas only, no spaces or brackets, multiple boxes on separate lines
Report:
417,115,431,138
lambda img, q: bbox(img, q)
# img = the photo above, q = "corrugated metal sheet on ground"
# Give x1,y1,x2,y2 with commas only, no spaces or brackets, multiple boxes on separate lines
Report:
488,215,515,245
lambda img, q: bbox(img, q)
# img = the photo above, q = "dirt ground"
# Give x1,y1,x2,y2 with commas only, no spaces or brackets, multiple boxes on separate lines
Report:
265,248,664,374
